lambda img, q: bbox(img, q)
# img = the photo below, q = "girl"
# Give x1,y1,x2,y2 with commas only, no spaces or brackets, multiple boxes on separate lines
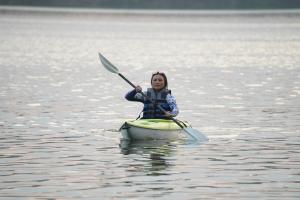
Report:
125,72,179,119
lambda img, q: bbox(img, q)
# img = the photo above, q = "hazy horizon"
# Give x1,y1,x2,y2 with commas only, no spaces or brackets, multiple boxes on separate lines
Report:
1,0,300,10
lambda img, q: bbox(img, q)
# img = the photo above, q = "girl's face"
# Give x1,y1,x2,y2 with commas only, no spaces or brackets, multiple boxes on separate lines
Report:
151,74,165,91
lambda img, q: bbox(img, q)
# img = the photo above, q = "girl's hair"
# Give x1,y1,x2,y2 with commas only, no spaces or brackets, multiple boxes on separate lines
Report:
151,72,168,89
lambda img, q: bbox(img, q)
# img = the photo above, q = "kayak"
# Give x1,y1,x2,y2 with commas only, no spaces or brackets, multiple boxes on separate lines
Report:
120,119,190,140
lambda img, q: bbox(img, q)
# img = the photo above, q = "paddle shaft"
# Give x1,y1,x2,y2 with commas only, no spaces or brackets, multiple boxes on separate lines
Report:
118,73,136,88
118,72,185,129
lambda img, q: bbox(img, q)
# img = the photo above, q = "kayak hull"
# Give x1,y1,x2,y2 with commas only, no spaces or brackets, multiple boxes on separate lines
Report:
120,119,189,140
121,126,185,140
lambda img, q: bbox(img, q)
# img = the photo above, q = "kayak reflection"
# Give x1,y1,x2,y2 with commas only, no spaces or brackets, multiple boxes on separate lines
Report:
119,139,178,175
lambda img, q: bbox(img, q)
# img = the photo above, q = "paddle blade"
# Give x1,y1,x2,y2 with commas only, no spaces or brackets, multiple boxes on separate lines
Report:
99,53,119,74
183,127,209,142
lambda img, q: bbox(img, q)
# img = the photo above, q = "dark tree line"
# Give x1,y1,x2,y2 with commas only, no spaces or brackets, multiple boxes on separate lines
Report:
1,0,300,9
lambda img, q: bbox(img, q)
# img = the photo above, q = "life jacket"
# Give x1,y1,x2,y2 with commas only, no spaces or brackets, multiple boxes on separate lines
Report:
142,88,172,119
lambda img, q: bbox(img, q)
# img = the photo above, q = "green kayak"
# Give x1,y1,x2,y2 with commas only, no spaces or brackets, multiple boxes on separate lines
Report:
120,119,190,140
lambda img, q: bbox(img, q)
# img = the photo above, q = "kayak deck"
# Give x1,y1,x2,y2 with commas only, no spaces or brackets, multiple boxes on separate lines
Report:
126,119,189,130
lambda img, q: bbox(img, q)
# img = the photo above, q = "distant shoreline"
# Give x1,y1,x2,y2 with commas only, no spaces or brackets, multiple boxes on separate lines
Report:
1,0,300,10
1,5,300,17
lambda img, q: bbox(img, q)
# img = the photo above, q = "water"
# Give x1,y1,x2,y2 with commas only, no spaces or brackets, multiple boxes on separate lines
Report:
0,6,300,199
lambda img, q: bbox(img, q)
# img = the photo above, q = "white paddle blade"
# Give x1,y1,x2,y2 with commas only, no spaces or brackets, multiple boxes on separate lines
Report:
99,53,119,74
184,128,209,142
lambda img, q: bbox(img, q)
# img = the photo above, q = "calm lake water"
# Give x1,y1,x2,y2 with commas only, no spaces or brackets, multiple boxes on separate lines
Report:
0,6,300,199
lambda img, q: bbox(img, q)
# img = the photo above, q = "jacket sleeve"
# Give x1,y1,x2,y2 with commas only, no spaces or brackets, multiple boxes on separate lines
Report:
166,94,179,116
125,89,145,103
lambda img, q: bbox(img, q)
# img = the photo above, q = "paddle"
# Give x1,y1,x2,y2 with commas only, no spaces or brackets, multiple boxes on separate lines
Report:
98,53,208,142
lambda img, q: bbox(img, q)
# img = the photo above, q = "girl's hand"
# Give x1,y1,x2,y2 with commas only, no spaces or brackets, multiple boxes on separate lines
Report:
135,85,142,93
164,111,173,118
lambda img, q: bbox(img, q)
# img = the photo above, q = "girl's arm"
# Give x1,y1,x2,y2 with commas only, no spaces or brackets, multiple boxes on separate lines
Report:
125,89,145,103
166,94,179,116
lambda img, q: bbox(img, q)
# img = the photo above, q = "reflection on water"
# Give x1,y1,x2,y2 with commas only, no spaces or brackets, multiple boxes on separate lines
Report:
120,139,176,175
